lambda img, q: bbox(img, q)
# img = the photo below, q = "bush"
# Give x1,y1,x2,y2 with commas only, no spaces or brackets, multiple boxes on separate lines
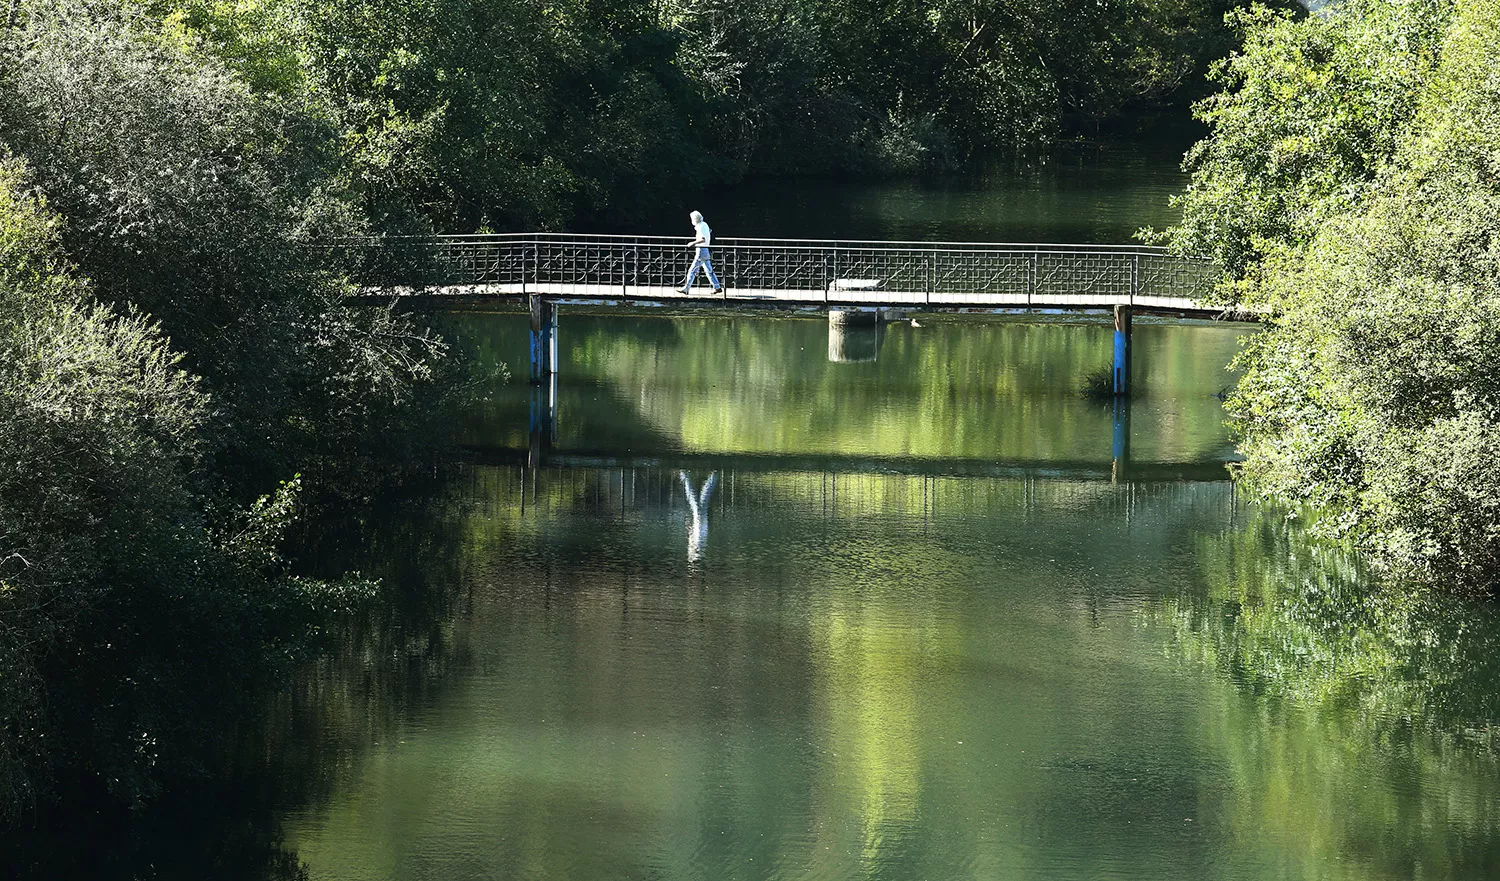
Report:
1169,0,1500,591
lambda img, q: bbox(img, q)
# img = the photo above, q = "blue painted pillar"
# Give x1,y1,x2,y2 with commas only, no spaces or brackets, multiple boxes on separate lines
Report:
529,295,557,384
1112,305,1133,396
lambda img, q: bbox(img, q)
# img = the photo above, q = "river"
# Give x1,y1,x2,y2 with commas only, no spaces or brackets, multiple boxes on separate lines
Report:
227,146,1500,879
617,141,1190,243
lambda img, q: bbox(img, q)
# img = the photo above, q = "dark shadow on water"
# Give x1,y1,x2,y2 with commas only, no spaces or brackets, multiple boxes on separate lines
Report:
2,464,477,881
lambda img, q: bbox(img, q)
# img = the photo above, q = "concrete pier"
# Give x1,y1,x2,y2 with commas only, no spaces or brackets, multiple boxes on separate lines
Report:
828,310,883,362
828,308,879,327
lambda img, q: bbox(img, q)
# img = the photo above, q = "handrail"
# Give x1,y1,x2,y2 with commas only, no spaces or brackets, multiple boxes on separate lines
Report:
327,231,1181,254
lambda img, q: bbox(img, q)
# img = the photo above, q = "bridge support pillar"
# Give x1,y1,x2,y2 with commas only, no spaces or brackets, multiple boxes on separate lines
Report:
529,296,557,383
528,373,557,469
828,310,882,362
1112,305,1133,396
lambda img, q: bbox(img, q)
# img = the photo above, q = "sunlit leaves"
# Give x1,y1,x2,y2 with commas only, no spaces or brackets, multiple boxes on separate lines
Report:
1171,0,1500,591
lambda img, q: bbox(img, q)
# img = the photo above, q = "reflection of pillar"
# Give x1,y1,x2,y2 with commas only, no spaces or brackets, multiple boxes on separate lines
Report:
529,295,557,384
527,373,557,468
1112,305,1133,396
1111,397,1131,484
828,310,882,362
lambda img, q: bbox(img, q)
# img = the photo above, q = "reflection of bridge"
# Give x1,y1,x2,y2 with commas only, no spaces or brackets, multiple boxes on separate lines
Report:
467,443,1229,485
466,458,1238,565
494,384,1227,485
349,233,1247,394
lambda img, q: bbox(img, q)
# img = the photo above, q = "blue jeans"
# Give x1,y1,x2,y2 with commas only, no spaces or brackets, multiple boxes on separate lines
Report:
683,248,721,290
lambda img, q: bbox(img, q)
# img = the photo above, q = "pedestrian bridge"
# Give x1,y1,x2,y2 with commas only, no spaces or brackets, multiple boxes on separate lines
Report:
345,233,1243,394
355,232,1223,310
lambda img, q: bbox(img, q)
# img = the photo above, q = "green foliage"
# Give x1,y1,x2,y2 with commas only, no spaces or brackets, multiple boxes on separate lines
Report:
1148,508,1500,877
0,0,447,476
0,0,446,828
91,0,1260,227
0,160,379,822
672,0,1254,176
1165,1,1450,275
1168,0,1500,591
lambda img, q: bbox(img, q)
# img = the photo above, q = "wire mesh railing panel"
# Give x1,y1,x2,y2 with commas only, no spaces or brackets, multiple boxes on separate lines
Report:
1137,253,1218,300
436,239,513,285
349,234,1222,305
534,240,632,293
631,243,685,290
1034,251,1134,299
827,248,927,295
723,245,830,293
929,250,1035,298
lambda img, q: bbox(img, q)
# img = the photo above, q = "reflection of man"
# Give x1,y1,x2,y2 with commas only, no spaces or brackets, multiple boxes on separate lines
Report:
679,470,718,563
678,210,723,296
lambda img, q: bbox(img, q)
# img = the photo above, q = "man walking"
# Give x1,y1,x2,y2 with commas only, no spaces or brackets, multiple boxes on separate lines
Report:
679,210,723,295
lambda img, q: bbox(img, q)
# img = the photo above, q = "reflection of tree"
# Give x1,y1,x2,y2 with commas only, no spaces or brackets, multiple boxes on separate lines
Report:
456,312,1250,465
2,455,475,879
271,464,1500,879
816,610,923,865
273,469,478,800
1175,509,1500,736
1151,508,1500,880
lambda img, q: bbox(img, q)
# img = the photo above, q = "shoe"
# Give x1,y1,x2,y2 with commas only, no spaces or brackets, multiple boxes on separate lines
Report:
677,288,690,295
713,288,725,295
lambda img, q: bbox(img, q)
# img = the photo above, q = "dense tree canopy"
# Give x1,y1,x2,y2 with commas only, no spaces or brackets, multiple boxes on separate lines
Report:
121,0,1258,229
0,157,375,822
1167,0,1500,591
0,1,443,824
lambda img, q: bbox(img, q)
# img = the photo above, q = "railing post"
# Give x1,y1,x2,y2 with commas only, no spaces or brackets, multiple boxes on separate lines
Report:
1130,253,1140,304
830,245,838,304
1029,250,1038,306
521,242,528,296
926,251,933,305
822,250,830,302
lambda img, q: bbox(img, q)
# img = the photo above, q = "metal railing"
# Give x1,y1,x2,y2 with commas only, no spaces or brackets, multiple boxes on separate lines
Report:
339,233,1220,305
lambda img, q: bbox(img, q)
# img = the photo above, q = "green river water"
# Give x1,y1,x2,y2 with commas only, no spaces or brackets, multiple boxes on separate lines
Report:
270,309,1500,881
270,148,1500,880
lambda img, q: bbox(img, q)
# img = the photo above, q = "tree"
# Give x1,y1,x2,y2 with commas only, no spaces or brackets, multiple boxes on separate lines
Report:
1167,0,1500,591
0,156,378,822
0,0,445,483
